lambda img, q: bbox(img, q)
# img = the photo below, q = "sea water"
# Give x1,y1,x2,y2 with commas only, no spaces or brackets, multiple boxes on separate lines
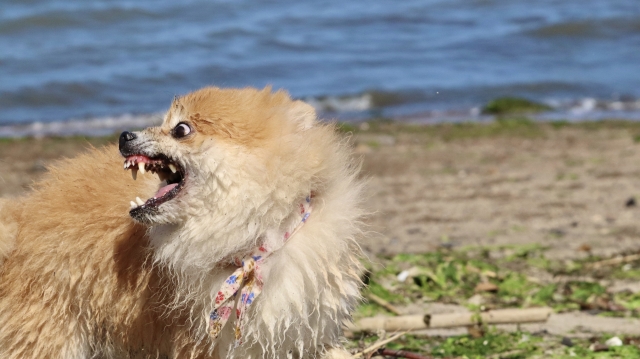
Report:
1,0,639,136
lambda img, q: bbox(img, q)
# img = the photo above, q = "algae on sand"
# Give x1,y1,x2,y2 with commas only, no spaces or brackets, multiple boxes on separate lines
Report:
483,97,552,115
350,246,640,357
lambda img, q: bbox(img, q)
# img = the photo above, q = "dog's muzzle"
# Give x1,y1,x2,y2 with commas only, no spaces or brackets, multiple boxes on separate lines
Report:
119,131,139,157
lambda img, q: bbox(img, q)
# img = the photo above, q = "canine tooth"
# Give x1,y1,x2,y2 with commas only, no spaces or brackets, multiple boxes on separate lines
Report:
131,167,138,180
135,197,144,206
138,162,146,174
130,201,137,209
168,164,177,173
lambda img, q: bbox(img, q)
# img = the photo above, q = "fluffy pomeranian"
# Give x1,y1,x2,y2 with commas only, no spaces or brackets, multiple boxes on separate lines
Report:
0,87,365,359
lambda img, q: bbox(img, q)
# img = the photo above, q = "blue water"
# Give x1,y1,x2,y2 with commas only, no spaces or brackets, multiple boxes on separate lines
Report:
1,0,640,134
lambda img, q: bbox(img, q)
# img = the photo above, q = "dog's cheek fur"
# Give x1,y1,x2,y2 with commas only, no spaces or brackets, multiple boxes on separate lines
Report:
0,200,17,266
147,119,328,273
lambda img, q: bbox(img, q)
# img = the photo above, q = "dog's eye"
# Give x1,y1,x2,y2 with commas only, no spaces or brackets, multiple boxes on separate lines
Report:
172,123,192,139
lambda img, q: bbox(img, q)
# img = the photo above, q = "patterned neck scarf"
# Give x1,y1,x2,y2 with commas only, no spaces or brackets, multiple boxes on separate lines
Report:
208,195,313,344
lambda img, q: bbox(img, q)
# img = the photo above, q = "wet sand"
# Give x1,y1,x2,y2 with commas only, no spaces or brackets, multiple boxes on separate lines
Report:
357,122,640,260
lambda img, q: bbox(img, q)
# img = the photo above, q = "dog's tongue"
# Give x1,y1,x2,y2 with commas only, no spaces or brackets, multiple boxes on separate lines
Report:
155,183,178,198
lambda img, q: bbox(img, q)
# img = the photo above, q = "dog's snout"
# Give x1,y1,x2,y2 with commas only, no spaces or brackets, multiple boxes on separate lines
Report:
119,131,136,148
119,131,140,156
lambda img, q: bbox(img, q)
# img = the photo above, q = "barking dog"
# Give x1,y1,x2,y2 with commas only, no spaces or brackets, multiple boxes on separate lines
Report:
0,87,365,358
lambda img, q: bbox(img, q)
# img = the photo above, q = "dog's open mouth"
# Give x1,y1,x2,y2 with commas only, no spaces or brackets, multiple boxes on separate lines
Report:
123,154,185,214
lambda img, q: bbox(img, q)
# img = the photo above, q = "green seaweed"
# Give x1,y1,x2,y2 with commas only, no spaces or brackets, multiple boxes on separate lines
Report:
483,97,552,115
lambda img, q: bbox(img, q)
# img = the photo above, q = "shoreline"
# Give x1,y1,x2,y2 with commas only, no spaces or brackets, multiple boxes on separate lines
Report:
3,95,640,139
3,120,640,259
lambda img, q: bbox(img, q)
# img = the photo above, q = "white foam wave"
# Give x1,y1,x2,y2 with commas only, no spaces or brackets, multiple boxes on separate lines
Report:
305,93,373,113
2,96,640,138
0,113,163,138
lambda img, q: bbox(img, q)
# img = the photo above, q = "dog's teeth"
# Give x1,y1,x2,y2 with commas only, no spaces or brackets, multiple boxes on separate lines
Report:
135,197,145,206
123,162,127,170
130,201,137,209
131,167,138,180
138,163,146,174
168,164,177,173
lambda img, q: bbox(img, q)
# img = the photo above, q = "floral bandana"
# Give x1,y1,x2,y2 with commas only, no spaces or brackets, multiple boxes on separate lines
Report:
208,195,313,345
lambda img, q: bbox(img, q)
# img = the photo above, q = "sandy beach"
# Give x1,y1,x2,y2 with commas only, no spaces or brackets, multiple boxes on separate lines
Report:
7,121,640,347
3,121,640,261
358,121,640,261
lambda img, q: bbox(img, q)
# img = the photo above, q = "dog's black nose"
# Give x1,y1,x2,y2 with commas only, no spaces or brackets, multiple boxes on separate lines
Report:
119,131,137,151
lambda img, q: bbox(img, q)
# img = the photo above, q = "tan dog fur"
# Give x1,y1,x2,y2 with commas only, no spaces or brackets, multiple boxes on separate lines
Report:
0,87,365,358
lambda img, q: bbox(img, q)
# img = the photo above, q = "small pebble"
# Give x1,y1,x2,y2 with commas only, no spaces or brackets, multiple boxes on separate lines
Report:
396,270,410,282
589,343,609,352
626,197,636,207
467,294,485,306
474,282,499,293
561,337,573,347
605,336,623,347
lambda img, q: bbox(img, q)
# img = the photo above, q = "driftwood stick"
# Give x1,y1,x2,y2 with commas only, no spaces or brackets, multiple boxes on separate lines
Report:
367,293,403,315
348,307,552,333
352,331,409,358
587,253,640,269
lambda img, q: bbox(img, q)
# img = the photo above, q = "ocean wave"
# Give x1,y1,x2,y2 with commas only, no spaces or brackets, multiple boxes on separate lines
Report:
304,90,419,113
526,17,640,39
0,6,160,34
0,11,82,33
0,113,162,138
2,94,640,138
546,97,640,114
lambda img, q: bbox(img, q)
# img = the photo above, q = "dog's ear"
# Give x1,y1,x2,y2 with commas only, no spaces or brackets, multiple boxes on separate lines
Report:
288,100,317,131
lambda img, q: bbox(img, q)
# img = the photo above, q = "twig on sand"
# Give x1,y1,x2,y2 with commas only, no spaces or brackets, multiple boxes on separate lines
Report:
353,331,409,358
349,307,552,333
587,253,640,270
367,293,403,315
